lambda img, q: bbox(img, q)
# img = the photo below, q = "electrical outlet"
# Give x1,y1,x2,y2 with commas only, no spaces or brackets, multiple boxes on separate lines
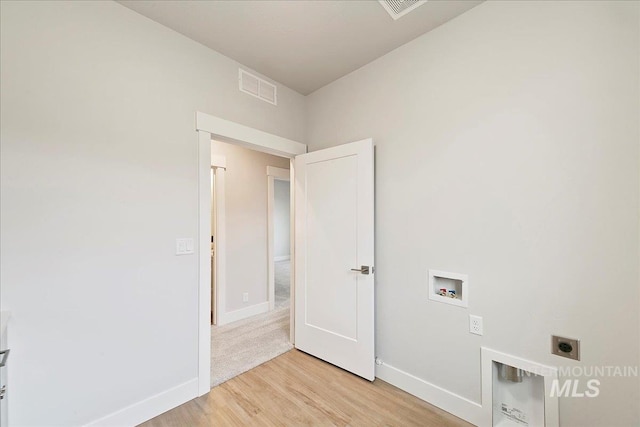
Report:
242,292,249,303
551,335,580,361
469,315,483,335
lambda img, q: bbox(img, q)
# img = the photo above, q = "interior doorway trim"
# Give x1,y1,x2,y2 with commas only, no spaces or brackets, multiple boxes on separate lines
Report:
210,156,226,328
195,111,306,396
267,166,291,311
197,112,306,157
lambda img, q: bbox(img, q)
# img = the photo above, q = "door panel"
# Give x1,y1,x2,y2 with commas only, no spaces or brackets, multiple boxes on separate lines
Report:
294,138,374,381
305,155,358,340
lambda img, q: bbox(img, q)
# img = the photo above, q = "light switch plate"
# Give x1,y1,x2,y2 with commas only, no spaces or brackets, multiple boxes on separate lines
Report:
176,238,194,255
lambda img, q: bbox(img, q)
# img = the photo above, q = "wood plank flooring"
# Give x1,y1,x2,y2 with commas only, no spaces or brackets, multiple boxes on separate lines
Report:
141,350,472,427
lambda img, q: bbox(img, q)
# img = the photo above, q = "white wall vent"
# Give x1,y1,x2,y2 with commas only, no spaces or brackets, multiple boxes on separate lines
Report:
239,69,277,105
378,0,427,20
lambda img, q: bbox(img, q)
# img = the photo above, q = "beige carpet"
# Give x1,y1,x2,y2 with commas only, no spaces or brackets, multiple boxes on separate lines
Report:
210,260,292,387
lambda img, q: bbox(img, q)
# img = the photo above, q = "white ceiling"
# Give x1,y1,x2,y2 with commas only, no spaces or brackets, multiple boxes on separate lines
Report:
117,0,481,95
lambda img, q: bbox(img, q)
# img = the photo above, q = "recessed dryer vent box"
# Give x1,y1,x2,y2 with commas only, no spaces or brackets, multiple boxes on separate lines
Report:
428,269,468,308
481,348,559,427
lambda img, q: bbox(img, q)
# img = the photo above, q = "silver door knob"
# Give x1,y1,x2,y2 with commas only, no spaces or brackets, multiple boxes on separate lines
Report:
350,265,373,275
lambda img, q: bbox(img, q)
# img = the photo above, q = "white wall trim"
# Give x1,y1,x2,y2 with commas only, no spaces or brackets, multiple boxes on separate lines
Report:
196,112,306,158
288,160,295,344
274,255,290,262
267,165,290,179
84,378,198,427
218,301,269,325
267,166,291,311
375,361,483,426
197,131,212,396
212,166,226,326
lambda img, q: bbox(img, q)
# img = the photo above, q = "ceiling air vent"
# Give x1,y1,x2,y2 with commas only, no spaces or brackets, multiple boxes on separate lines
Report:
239,69,277,106
378,0,427,20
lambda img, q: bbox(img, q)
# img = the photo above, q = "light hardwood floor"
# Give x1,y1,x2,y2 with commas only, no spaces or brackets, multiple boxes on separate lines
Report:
141,349,472,427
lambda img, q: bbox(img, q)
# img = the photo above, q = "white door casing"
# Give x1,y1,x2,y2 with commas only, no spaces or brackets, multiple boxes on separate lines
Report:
294,138,375,381
196,112,306,395
210,155,226,326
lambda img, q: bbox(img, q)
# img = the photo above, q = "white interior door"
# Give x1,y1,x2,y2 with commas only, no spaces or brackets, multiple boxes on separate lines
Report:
294,138,375,381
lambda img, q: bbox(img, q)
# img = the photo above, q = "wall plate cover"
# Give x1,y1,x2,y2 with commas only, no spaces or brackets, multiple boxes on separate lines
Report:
469,315,483,335
551,335,580,361
176,238,194,255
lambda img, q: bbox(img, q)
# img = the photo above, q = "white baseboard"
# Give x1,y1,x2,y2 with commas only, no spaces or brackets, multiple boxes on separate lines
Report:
375,361,482,426
274,255,290,262
85,378,198,427
218,301,269,325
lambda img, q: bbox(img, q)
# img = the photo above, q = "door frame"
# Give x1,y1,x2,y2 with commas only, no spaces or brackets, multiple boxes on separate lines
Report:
210,155,227,326
195,112,306,395
267,166,290,311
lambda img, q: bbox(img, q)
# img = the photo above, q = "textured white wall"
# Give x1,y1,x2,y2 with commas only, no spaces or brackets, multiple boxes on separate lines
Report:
306,1,639,425
274,180,291,259
0,1,304,425
210,141,289,312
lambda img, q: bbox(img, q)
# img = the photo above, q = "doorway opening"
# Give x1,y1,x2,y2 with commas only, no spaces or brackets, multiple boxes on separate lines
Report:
195,111,306,396
209,140,293,387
